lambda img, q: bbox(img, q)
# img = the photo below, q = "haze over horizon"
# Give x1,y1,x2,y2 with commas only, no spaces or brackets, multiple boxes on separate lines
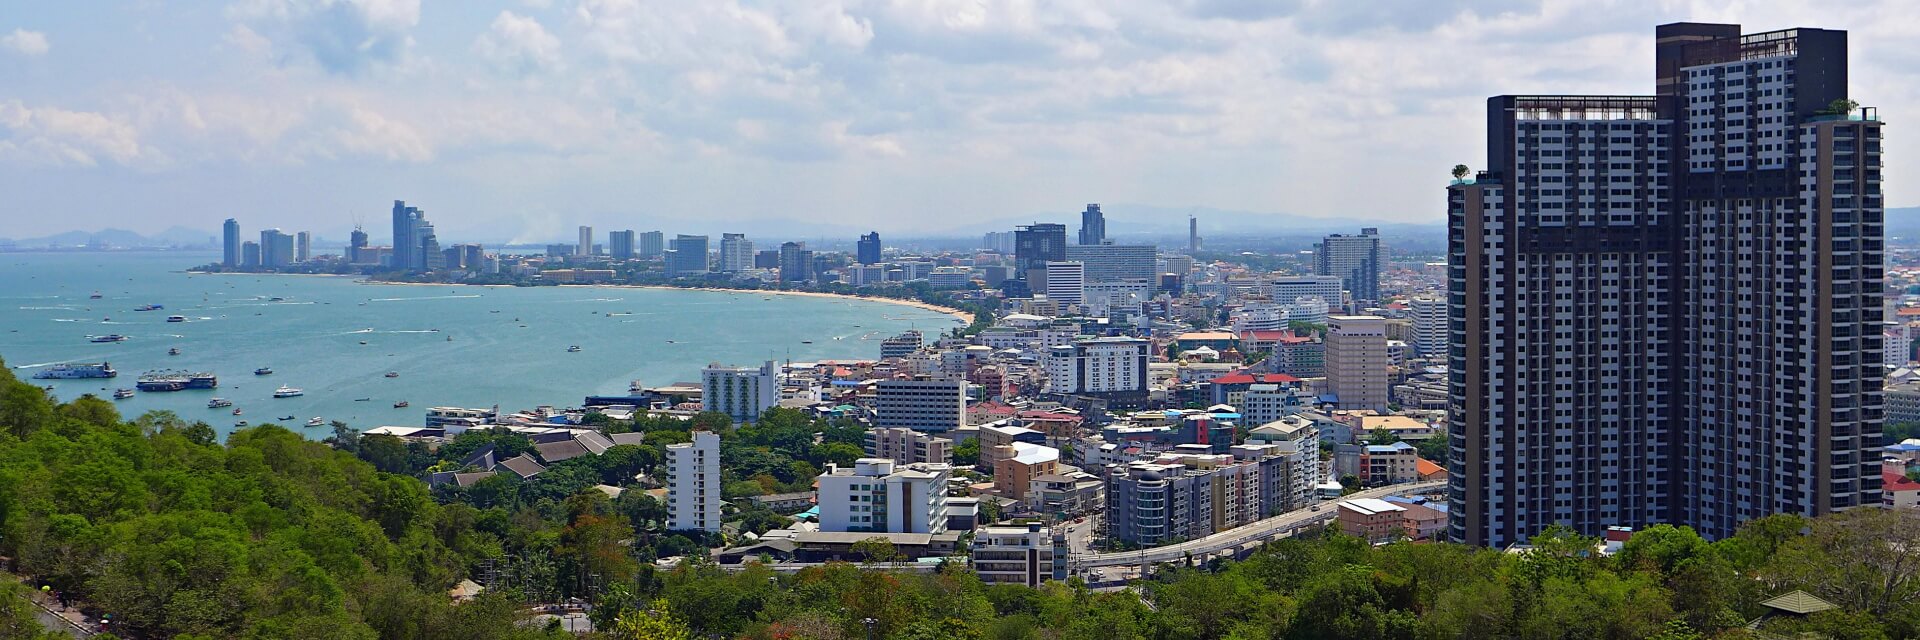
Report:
4,1,1918,240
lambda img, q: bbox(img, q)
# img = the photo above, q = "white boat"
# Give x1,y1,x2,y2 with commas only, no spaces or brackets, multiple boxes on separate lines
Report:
207,398,232,408
112,388,135,399
273,385,303,398
166,315,187,323
305,417,325,427
567,345,582,352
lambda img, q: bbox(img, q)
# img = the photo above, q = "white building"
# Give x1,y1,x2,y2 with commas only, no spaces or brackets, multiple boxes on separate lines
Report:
703,361,779,422
928,266,973,289
1889,323,1913,368
1044,261,1085,305
665,431,721,532
1409,296,1447,358
817,459,951,534
1244,418,1322,512
1283,296,1330,327
1266,276,1345,312
1230,303,1289,333
578,225,594,256
971,523,1055,587
1082,281,1151,319
1326,315,1389,411
718,233,754,272
1044,337,1149,407
875,377,968,432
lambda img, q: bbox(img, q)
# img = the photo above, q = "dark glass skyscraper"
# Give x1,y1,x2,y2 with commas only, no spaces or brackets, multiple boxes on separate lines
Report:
1014,223,1067,286
610,230,636,260
1078,203,1105,245
1449,24,1883,547
857,232,882,265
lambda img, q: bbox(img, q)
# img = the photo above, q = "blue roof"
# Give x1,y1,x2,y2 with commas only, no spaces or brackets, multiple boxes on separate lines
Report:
1318,393,1339,403
1366,442,1415,453
796,506,819,520
1890,443,1920,452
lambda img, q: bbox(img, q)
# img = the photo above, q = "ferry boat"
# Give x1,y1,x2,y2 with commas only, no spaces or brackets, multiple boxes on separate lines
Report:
186,373,217,389
112,388,135,400
305,417,325,427
273,386,303,398
254,367,273,376
89,334,128,343
393,400,409,408
136,372,189,392
207,398,232,408
32,362,117,379
166,315,186,323
567,345,583,353
134,304,163,311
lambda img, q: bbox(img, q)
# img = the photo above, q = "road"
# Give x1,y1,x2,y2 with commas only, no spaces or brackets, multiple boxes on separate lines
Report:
1077,480,1447,569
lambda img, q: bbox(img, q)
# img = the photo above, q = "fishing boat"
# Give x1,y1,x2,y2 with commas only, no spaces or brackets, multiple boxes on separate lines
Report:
112,388,135,399
273,386,303,398
88,292,102,299
278,415,296,421
393,400,409,408
254,367,273,376
305,417,325,427
207,398,232,408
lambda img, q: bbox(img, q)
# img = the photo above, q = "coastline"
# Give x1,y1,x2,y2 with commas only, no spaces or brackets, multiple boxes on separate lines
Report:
186,269,977,324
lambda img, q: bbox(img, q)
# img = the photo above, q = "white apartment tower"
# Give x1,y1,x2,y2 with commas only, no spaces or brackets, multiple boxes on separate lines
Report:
1044,261,1085,305
666,431,721,532
578,225,593,256
817,459,951,534
1325,315,1389,411
1044,337,1150,408
719,233,754,272
1408,296,1448,358
702,361,779,422
874,377,967,432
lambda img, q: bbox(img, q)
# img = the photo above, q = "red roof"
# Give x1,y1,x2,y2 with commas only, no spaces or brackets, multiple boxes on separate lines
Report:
1242,330,1290,341
1276,335,1313,345
970,401,1019,416
1415,458,1445,477
1900,308,1920,317
1885,471,1920,493
1210,372,1304,385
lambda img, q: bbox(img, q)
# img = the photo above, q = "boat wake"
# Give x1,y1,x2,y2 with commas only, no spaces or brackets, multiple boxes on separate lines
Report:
367,294,482,302
12,358,85,369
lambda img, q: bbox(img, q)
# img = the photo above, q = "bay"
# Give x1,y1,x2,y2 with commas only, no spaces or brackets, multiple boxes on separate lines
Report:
0,251,961,437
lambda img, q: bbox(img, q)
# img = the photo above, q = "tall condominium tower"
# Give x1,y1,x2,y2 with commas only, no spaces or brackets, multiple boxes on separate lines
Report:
222,218,240,267
1448,23,1883,548
1078,203,1106,245
639,230,665,258
390,200,424,271
577,226,593,256
1314,228,1383,306
719,233,754,272
857,231,882,265
1014,223,1068,286
609,230,635,260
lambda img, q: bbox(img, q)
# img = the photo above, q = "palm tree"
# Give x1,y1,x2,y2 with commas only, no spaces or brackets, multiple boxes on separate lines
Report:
1451,164,1470,181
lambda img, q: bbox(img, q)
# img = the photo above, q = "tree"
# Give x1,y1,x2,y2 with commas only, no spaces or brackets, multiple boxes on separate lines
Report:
606,599,691,640
853,537,902,566
953,440,982,467
1821,98,1861,116
1766,508,1920,615
1451,164,1470,181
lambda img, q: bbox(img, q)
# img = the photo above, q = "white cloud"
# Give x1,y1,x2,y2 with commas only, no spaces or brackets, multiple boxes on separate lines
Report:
0,100,142,167
1,28,49,56
473,11,562,75
227,0,421,74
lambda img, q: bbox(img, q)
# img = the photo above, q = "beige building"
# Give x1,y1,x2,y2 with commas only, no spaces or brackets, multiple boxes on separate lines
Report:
1325,315,1389,411
992,442,1060,500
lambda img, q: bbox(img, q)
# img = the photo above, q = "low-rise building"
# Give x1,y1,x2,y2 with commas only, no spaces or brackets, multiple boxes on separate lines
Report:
971,523,1056,587
1337,498,1407,543
865,427,953,465
1361,442,1419,486
992,442,1060,500
817,459,952,534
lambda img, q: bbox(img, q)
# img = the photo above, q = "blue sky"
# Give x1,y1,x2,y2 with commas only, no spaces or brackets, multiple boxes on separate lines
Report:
1,1,1914,242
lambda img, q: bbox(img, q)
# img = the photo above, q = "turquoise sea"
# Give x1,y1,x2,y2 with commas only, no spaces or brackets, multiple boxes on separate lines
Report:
0,252,961,437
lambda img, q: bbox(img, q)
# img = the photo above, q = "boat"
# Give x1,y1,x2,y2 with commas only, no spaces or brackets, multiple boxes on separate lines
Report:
254,367,273,376
232,408,243,415
134,304,163,311
168,347,180,356
384,372,399,378
136,372,189,392
234,420,248,427
269,297,285,302
567,346,582,353
207,398,232,408
112,388,134,400
166,315,186,323
273,386,303,398
393,401,409,408
305,417,325,427
359,341,368,345
89,292,102,299
801,340,813,344
278,415,296,421
186,373,217,389
33,362,117,379
354,397,370,402
89,334,128,343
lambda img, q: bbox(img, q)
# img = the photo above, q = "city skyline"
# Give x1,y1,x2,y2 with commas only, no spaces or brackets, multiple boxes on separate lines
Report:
8,3,1920,239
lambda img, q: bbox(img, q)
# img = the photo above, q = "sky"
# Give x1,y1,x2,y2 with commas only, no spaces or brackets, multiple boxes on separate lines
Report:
2,1,1917,242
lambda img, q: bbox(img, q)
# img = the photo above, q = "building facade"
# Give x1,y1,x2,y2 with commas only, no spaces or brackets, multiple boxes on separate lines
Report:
972,524,1056,587
222,218,240,267
865,427,953,465
610,230,636,260
1408,295,1447,358
817,459,951,534
1449,23,1885,547
875,377,967,432
1326,315,1389,411
666,431,721,532
1078,203,1105,246
1064,244,1156,284
702,360,778,422
1044,337,1150,407
640,230,664,258
719,233,753,272
1015,223,1068,287
1314,228,1383,305
667,234,708,276
1044,261,1085,305
857,231,882,265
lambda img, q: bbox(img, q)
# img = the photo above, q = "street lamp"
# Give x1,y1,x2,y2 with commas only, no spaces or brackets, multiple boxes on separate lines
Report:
862,617,878,640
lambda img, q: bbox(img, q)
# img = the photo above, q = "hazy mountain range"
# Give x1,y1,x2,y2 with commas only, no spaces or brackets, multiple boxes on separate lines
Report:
0,226,218,248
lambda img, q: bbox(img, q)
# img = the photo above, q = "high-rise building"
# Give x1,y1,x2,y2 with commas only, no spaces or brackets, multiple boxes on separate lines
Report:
817,459,951,534
702,360,777,422
719,233,753,272
1044,261,1084,305
1014,223,1067,287
294,231,312,262
982,231,1016,254
665,431,721,532
222,218,240,267
875,377,967,433
857,232,882,265
778,241,812,282
1315,228,1383,306
1078,203,1105,245
1325,315,1388,412
880,330,923,359
640,230,664,258
1188,216,1201,252
1064,244,1155,283
577,226,594,256
1408,296,1447,358
666,234,708,276
390,200,425,272
259,229,294,268
348,227,369,263
1449,23,1883,547
609,230,635,260
241,241,260,268
1266,276,1344,312
1044,337,1149,407
458,244,484,271
416,221,441,271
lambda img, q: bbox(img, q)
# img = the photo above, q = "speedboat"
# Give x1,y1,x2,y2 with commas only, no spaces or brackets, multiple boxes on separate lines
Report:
278,415,296,421
207,398,231,408
112,388,134,399
385,372,399,378
254,367,272,376
305,417,324,427
90,334,127,343
393,400,408,408
166,315,186,323
234,420,248,427
567,345,582,353
354,397,370,402
232,408,243,415
89,292,102,299
273,386,303,398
